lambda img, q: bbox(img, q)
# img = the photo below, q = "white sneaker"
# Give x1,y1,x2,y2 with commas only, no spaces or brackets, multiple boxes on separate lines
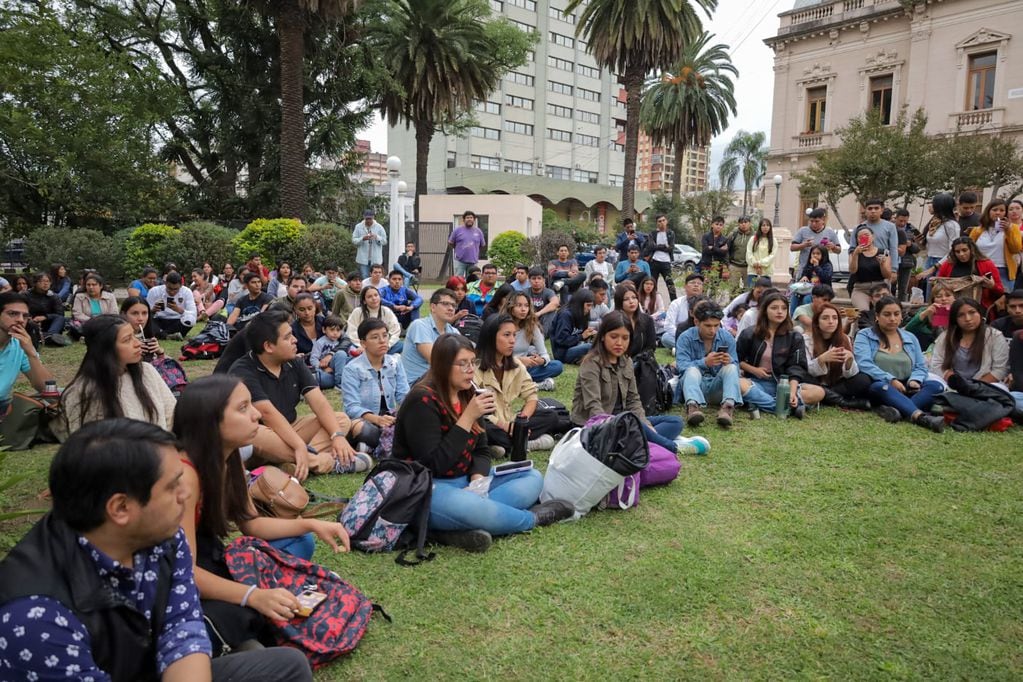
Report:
538,378,556,391
675,436,710,456
528,434,556,451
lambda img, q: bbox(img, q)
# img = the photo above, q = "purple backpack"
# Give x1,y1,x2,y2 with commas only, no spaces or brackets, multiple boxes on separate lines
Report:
599,435,682,511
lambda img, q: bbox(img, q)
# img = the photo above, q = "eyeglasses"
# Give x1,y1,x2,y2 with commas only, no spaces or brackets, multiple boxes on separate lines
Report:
454,359,480,372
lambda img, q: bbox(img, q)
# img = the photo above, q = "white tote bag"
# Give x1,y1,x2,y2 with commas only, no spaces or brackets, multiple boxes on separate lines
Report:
540,428,625,517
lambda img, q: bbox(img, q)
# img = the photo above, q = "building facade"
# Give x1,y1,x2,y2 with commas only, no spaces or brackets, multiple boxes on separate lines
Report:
351,139,389,193
764,0,1023,231
386,0,654,234
635,133,710,196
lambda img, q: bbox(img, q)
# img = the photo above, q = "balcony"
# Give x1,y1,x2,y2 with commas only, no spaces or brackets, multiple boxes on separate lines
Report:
772,0,902,41
948,108,1005,131
792,131,833,150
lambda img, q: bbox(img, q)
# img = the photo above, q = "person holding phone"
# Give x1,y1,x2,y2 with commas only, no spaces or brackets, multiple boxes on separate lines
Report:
551,288,597,364
802,303,871,410
930,297,1008,386
936,237,1004,311
903,282,956,350
848,226,892,311
969,198,1020,293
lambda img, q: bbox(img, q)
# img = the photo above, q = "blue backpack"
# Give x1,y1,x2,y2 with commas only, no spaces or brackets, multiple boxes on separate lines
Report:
338,460,435,566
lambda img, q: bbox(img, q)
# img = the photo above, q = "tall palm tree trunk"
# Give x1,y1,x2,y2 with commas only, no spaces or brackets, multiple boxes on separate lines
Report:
671,143,686,199
278,0,306,221
622,66,644,220
414,120,434,227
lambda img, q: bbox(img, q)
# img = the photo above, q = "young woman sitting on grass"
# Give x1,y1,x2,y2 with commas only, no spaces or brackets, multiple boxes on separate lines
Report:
121,296,189,395
550,288,596,364
930,297,1009,386
290,293,323,358
614,282,658,357
505,291,563,390
174,374,350,649
736,291,824,418
903,281,955,351
803,303,872,410
391,333,573,554
59,315,177,436
853,296,946,432
69,272,118,338
570,312,687,455
475,314,562,456
346,286,403,354
340,318,410,451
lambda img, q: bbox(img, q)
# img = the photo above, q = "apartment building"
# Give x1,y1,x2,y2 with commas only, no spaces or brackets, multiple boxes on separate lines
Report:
635,133,710,196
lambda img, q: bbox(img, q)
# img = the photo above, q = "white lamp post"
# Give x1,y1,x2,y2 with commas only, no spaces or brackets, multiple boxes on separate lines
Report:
772,174,783,227
386,155,402,270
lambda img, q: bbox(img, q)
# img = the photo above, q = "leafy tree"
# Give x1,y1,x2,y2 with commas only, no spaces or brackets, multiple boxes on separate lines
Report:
641,32,736,199
488,231,528,276
718,130,769,217
285,223,358,274
677,189,734,239
163,222,239,273
370,0,534,220
124,224,182,274
566,0,716,219
24,227,125,281
232,218,306,266
922,132,1023,203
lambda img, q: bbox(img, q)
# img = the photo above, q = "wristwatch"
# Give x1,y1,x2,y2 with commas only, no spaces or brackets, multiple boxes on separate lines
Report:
332,430,347,439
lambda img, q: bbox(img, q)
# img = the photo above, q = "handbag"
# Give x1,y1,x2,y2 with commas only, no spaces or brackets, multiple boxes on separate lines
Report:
540,428,624,517
930,276,982,304
249,466,309,518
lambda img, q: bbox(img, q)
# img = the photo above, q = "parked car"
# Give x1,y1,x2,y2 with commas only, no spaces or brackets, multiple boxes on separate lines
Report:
575,243,618,267
672,244,701,275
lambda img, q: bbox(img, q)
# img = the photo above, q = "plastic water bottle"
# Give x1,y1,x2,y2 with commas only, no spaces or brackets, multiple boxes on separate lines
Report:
775,375,791,419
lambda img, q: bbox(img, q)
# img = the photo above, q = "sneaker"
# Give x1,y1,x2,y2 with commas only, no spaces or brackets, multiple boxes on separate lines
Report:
675,435,710,456
46,334,72,347
716,403,734,428
527,434,556,451
685,402,705,426
333,452,373,474
538,378,556,391
530,499,575,526
874,405,901,423
428,529,492,553
490,445,506,459
748,407,761,420
792,404,806,420
914,413,945,433
356,442,373,455
166,332,183,342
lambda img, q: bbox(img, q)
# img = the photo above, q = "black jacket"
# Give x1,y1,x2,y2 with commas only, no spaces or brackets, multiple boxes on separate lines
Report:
25,289,63,318
736,328,808,382
642,229,675,261
934,374,1020,432
0,514,174,682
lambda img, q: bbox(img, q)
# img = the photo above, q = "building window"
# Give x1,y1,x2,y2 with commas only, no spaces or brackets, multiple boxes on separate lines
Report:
546,103,573,118
573,169,598,183
547,165,571,180
576,110,600,124
507,71,534,86
474,99,500,115
609,174,624,187
447,151,457,168
966,52,996,111
505,94,534,110
471,126,501,140
471,155,501,172
806,86,827,133
512,20,535,33
576,133,599,147
504,160,534,175
578,87,601,102
548,6,576,23
547,55,574,72
489,0,503,11
869,75,893,124
611,142,625,152
576,63,600,79
504,120,534,136
507,0,535,9
547,128,572,142
550,32,575,48
549,81,574,96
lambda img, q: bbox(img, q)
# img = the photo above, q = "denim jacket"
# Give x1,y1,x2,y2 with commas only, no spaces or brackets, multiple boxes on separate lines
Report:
853,326,928,385
340,353,410,420
675,327,738,375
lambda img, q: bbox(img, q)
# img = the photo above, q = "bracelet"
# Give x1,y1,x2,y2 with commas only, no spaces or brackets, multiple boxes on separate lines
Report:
240,584,257,608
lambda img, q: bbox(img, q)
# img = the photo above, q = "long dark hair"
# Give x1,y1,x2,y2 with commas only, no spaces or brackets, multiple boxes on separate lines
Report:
811,303,850,385
567,287,594,329
614,282,639,323
61,315,157,427
871,295,903,350
949,236,988,274
941,297,986,372
477,313,518,373
980,198,1009,231
359,284,382,318
636,276,658,315
483,284,516,317
753,291,793,339
413,333,478,429
119,296,158,339
584,311,633,366
932,192,956,222
754,218,774,253
173,375,254,539
49,262,68,284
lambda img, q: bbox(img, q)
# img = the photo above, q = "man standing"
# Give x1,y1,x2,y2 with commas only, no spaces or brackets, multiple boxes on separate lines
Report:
791,208,843,275
615,218,647,263
698,216,729,274
402,288,460,384
644,214,677,301
856,198,900,281
381,270,423,330
727,216,754,288
957,191,981,235
448,211,486,277
352,209,387,278
147,271,198,340
0,418,313,682
466,263,499,316
893,208,920,302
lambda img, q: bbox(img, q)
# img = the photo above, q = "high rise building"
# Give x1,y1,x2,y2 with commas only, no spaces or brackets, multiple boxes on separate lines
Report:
352,139,389,192
386,0,655,232
635,133,710,196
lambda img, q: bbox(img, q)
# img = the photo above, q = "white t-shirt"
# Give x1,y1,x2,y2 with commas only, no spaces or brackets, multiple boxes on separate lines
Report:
974,229,1006,267
652,231,671,262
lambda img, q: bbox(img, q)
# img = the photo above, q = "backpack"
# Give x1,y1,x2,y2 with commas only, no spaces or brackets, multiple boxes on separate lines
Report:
338,459,436,566
455,314,483,345
535,397,572,435
223,536,381,668
179,321,231,361
150,356,188,394
633,351,674,415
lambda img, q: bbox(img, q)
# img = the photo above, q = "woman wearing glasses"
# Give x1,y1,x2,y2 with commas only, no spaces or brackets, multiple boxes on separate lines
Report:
392,333,574,554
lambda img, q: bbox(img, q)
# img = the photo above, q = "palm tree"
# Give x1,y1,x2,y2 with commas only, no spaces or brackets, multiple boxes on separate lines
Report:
640,32,736,200
275,0,358,221
369,0,533,220
566,0,717,220
718,130,769,217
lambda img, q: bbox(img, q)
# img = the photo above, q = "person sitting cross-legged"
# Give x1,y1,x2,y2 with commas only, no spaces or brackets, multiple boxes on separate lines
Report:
930,297,1009,386
70,271,119,339
26,271,71,346
505,290,563,390
380,269,422,330
803,302,873,410
0,418,314,682
227,271,273,333
309,314,352,390
341,318,410,452
228,311,371,480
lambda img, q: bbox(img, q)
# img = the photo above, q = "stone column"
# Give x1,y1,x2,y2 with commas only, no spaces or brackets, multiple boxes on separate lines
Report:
771,227,793,286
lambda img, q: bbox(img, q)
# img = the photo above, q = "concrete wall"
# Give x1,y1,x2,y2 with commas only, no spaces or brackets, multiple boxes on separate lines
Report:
417,194,544,242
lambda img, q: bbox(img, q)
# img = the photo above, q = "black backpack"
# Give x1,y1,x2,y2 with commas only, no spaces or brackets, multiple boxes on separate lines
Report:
633,351,674,415
535,397,573,435
455,314,483,345
337,459,436,566
179,321,230,360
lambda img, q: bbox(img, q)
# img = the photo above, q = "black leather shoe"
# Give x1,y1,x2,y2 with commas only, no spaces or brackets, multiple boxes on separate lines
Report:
874,405,901,423
428,529,492,553
914,413,945,433
530,499,575,527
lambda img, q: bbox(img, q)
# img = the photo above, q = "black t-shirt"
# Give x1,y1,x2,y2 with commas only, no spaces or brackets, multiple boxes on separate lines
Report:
228,352,316,424
855,253,884,283
233,292,273,323
529,287,556,314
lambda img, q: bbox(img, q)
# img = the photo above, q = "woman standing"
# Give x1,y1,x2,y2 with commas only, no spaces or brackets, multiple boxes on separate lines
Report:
930,297,1008,385
853,296,945,432
848,226,893,311
918,193,962,296
346,286,403,354
935,237,1004,311
505,291,563,388
969,198,1021,293
746,218,776,286
614,283,658,357
392,333,573,553
803,303,871,410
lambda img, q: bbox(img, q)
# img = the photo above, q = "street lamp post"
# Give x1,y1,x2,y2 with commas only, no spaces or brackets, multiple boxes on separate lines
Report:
386,155,402,271
772,174,783,227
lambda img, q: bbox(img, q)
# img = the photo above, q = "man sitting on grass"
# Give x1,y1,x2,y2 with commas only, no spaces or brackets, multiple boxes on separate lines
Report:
0,292,54,439
147,270,198,341
227,271,273,332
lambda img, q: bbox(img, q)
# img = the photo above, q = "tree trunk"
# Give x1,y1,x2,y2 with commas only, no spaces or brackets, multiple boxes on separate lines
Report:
414,120,433,227
622,66,644,220
671,143,685,200
277,0,306,221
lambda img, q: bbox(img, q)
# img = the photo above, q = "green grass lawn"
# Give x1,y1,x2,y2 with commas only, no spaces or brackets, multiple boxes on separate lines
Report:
2,339,1022,680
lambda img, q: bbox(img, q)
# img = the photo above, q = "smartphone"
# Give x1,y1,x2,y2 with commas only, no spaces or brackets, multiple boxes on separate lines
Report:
295,589,327,618
857,234,870,247
494,459,533,476
715,345,728,354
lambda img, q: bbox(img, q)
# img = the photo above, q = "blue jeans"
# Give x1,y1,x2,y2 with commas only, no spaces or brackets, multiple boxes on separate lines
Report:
387,339,404,355
868,379,943,419
660,331,676,349
269,532,316,561
42,313,65,337
393,262,417,286
680,364,743,407
645,415,684,453
789,292,810,317
314,352,348,390
429,469,543,535
745,377,789,413
923,256,942,299
1011,391,1023,412
453,260,475,278
997,266,1014,293
358,263,371,278
526,360,564,382
562,343,591,364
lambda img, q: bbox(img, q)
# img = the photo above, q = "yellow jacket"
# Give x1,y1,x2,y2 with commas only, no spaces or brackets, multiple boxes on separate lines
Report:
970,222,1022,281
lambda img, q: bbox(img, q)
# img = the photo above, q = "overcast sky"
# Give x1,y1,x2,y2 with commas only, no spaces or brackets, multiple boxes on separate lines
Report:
357,0,786,185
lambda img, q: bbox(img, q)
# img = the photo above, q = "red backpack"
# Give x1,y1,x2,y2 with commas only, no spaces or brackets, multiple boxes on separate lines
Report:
223,536,385,668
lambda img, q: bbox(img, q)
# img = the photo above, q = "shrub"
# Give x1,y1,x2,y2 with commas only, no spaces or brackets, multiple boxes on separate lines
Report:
285,223,358,274
24,227,125,282
232,218,306,267
123,223,181,274
488,231,528,276
163,221,238,273
523,231,576,268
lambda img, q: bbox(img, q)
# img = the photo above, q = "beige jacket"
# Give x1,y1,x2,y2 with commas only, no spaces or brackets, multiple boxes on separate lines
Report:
71,291,118,323
930,326,1009,382
570,354,644,425
476,359,538,426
